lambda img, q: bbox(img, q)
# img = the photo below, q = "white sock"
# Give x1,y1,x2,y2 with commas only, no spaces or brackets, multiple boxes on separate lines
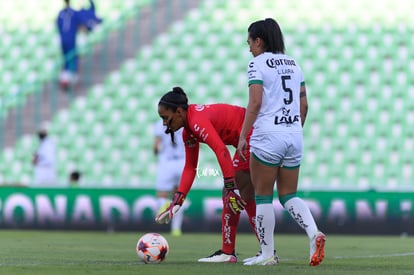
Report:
171,206,183,231
284,197,318,239
256,203,275,259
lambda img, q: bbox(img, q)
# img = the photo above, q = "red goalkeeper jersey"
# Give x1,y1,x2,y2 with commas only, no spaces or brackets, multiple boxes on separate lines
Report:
178,104,246,195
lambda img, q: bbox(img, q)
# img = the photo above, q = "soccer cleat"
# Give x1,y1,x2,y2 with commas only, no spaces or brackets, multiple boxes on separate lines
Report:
197,249,237,263
243,255,278,266
243,250,279,263
171,229,182,237
309,231,326,266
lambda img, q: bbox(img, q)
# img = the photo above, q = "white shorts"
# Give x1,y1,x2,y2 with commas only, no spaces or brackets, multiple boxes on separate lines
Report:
155,158,185,192
34,167,57,186
249,131,302,168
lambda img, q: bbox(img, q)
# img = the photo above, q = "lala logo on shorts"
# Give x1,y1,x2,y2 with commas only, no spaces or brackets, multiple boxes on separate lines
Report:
274,107,300,125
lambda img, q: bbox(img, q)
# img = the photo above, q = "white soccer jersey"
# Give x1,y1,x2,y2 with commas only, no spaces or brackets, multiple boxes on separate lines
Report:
247,52,304,134
34,137,57,186
153,121,185,162
153,121,185,192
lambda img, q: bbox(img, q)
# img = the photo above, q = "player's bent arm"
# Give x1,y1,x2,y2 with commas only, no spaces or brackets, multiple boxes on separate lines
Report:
300,84,308,127
242,84,261,137
199,120,235,179
210,146,235,179
156,145,198,224
237,84,262,161
153,136,162,155
176,142,199,195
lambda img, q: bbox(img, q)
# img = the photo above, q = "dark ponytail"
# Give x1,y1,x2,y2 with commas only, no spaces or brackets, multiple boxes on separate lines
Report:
248,18,285,54
158,86,189,111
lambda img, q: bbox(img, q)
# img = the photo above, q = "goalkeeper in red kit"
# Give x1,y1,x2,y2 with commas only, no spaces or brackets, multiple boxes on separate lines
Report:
155,87,261,263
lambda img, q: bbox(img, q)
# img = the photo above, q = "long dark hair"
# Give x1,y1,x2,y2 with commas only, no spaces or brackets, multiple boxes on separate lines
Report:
158,86,189,144
248,18,285,54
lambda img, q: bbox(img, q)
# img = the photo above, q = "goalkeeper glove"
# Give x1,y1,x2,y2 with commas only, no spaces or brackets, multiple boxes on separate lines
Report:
223,177,246,214
155,192,185,224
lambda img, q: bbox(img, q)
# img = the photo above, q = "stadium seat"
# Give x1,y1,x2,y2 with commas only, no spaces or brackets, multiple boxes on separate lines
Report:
0,0,150,118
2,0,414,190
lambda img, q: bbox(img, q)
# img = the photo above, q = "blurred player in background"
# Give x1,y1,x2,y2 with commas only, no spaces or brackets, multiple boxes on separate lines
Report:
153,120,186,236
77,0,103,31
69,170,81,187
32,124,57,186
155,87,260,263
237,18,326,266
56,0,102,89
57,0,81,88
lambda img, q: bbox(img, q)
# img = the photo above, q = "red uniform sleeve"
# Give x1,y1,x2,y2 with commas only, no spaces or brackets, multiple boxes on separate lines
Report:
177,129,199,195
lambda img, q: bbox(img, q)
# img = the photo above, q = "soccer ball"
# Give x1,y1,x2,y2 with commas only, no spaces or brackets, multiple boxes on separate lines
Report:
136,233,169,264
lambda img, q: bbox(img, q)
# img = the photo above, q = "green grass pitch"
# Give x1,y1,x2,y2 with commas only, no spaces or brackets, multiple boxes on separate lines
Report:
0,230,413,275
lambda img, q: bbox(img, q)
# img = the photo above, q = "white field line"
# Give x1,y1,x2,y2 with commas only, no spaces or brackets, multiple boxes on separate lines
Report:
331,252,414,259
2,253,414,266
279,251,414,261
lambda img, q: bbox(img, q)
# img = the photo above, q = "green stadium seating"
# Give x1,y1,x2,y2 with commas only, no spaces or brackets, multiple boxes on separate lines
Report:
0,0,151,119
1,0,414,190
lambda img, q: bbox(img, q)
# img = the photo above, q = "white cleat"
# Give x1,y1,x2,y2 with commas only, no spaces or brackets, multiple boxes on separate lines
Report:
198,250,237,263
244,255,278,266
243,250,279,263
309,231,326,266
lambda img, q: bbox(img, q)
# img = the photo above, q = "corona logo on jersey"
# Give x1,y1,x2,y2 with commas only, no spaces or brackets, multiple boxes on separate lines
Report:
274,108,300,125
265,58,297,68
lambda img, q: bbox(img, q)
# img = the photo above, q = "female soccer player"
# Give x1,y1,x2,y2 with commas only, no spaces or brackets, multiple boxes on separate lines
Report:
237,18,326,266
155,87,258,263
153,120,186,236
